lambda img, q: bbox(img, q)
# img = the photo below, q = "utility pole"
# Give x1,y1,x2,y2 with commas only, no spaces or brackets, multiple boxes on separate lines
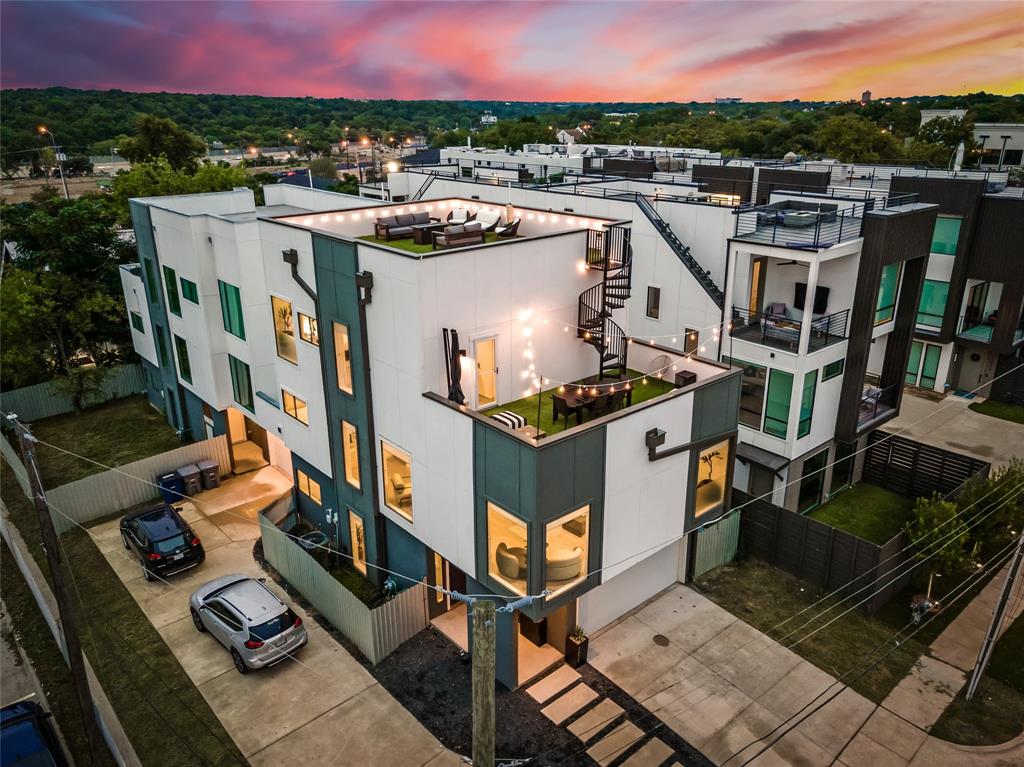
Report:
966,531,1023,701
471,598,495,767
11,416,107,763
38,126,69,200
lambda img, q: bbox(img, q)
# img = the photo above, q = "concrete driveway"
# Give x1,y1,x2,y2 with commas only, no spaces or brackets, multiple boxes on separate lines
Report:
88,468,456,766
589,585,877,766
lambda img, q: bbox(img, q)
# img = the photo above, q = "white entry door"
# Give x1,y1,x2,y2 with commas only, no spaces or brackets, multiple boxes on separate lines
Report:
474,337,498,410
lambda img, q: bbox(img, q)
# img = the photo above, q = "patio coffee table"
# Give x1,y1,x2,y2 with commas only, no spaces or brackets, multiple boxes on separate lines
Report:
412,222,446,245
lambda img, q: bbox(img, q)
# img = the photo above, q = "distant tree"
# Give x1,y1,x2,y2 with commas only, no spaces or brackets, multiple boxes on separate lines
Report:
119,114,207,171
109,158,248,224
329,173,359,195
814,115,903,162
308,157,338,180
916,116,976,152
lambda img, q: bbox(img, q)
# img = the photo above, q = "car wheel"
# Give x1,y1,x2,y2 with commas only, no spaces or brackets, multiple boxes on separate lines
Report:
142,564,155,582
231,649,248,674
190,608,204,632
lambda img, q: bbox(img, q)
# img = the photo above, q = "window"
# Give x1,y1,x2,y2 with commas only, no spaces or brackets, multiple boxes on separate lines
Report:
907,341,943,389
545,507,589,596
228,355,253,411
333,322,354,394
797,370,817,439
130,311,144,333
917,279,948,328
831,442,856,491
381,442,412,520
155,327,169,368
798,450,829,513
695,439,730,518
349,511,366,574
271,295,297,363
142,259,158,303
173,335,192,384
298,312,319,345
822,359,844,381
282,390,308,425
646,287,661,319
930,216,961,256
763,369,793,438
342,421,360,489
296,469,321,504
218,280,245,339
684,328,699,355
163,266,181,316
874,263,900,325
724,357,766,429
1003,149,1023,166
180,278,199,304
487,502,528,596
461,166,473,178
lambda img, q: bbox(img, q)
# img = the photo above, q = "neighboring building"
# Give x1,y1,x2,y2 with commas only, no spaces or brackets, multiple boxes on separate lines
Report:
556,127,587,144
920,108,968,127
861,90,872,103
715,97,743,105
974,124,1024,169
480,111,498,125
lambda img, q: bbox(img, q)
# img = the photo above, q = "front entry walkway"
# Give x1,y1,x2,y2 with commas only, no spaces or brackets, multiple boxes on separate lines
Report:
87,468,456,766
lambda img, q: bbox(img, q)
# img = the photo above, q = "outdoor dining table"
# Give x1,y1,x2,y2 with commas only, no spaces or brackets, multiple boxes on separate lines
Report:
550,373,634,425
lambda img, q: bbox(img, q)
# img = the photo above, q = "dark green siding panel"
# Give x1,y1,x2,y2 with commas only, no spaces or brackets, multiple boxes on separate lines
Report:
482,427,525,509
536,441,576,514
692,373,742,441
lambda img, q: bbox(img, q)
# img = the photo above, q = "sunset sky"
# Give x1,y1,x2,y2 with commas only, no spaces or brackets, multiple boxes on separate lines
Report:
1,0,1021,102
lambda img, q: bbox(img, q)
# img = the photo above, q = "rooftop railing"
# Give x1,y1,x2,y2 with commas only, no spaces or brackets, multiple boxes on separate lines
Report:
733,202,867,248
858,383,899,428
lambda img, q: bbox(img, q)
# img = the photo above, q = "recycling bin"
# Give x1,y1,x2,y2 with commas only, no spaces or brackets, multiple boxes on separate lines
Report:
197,459,221,490
157,472,184,504
176,464,202,496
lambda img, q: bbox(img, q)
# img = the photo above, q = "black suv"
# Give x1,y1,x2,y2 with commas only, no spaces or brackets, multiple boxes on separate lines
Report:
120,504,205,581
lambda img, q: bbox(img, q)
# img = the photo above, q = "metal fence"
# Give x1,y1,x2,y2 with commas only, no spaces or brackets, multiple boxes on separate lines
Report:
862,431,990,499
736,490,912,614
1,364,148,422
259,513,428,664
44,436,231,534
692,512,742,579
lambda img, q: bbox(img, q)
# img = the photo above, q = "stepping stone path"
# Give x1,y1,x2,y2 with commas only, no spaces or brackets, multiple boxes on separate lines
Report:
525,664,678,766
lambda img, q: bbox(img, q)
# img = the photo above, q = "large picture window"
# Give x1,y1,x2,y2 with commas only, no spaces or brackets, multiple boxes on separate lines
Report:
218,280,245,339
228,354,253,411
488,502,528,596
342,421,360,489
874,263,900,325
917,279,948,328
930,215,961,256
333,322,354,394
271,296,297,363
797,370,817,438
545,507,589,596
724,357,766,429
763,369,793,438
695,439,730,518
381,442,412,520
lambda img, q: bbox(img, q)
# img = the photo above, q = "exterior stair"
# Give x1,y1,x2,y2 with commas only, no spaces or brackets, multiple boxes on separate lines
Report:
578,226,632,379
635,194,724,308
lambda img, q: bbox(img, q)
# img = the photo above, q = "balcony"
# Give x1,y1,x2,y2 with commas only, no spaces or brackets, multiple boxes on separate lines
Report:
957,313,995,344
730,306,848,354
734,201,866,249
858,383,898,429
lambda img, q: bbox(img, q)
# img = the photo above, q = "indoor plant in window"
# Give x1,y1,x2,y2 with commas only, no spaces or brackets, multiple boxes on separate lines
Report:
565,624,589,668
696,449,723,510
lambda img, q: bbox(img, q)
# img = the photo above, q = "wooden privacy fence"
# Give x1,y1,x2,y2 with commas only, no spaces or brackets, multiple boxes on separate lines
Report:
862,431,990,499
693,512,742,579
736,490,912,614
258,512,428,665
44,436,231,534
0,364,147,422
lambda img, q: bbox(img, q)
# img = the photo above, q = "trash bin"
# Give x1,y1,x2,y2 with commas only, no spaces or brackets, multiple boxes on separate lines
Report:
176,464,202,496
197,459,220,490
157,472,184,504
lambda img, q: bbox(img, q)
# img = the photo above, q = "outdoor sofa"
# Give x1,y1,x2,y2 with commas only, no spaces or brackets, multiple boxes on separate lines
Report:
374,211,437,241
432,222,486,249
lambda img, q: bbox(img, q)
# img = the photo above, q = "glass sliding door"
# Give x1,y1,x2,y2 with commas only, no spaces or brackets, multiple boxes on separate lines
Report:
919,344,942,389
798,450,829,513
906,341,923,385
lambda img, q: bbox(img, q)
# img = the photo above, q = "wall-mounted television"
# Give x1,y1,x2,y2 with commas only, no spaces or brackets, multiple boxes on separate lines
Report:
794,282,830,315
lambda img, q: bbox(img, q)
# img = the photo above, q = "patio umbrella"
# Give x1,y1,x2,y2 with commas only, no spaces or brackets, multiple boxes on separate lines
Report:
448,329,466,405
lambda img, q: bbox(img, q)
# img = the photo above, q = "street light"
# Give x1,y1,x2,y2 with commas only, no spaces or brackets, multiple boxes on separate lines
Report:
998,135,1012,172
37,125,69,200
978,135,989,167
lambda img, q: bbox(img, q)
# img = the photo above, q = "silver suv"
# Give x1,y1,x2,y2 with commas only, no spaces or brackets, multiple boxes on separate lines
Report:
189,575,308,673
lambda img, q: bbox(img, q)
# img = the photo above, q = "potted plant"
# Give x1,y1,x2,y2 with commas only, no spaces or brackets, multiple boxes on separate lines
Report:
696,449,723,509
565,624,589,668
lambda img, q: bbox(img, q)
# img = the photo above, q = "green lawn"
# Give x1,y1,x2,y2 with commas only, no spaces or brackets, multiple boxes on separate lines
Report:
490,370,676,436
695,558,994,704
1,457,246,766
30,396,182,488
809,483,915,544
968,399,1024,426
932,616,1024,745
357,231,504,254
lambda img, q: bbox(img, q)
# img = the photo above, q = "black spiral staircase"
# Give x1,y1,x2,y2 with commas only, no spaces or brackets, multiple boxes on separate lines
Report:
578,226,633,379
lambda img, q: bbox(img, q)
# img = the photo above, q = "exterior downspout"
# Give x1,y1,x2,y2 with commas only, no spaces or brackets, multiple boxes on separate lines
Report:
282,248,317,303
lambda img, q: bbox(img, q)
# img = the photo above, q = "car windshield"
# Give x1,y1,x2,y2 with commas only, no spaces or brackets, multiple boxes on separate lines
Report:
249,609,296,641
153,534,187,554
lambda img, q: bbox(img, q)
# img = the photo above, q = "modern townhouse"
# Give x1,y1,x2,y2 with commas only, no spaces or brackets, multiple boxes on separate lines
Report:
122,185,742,688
